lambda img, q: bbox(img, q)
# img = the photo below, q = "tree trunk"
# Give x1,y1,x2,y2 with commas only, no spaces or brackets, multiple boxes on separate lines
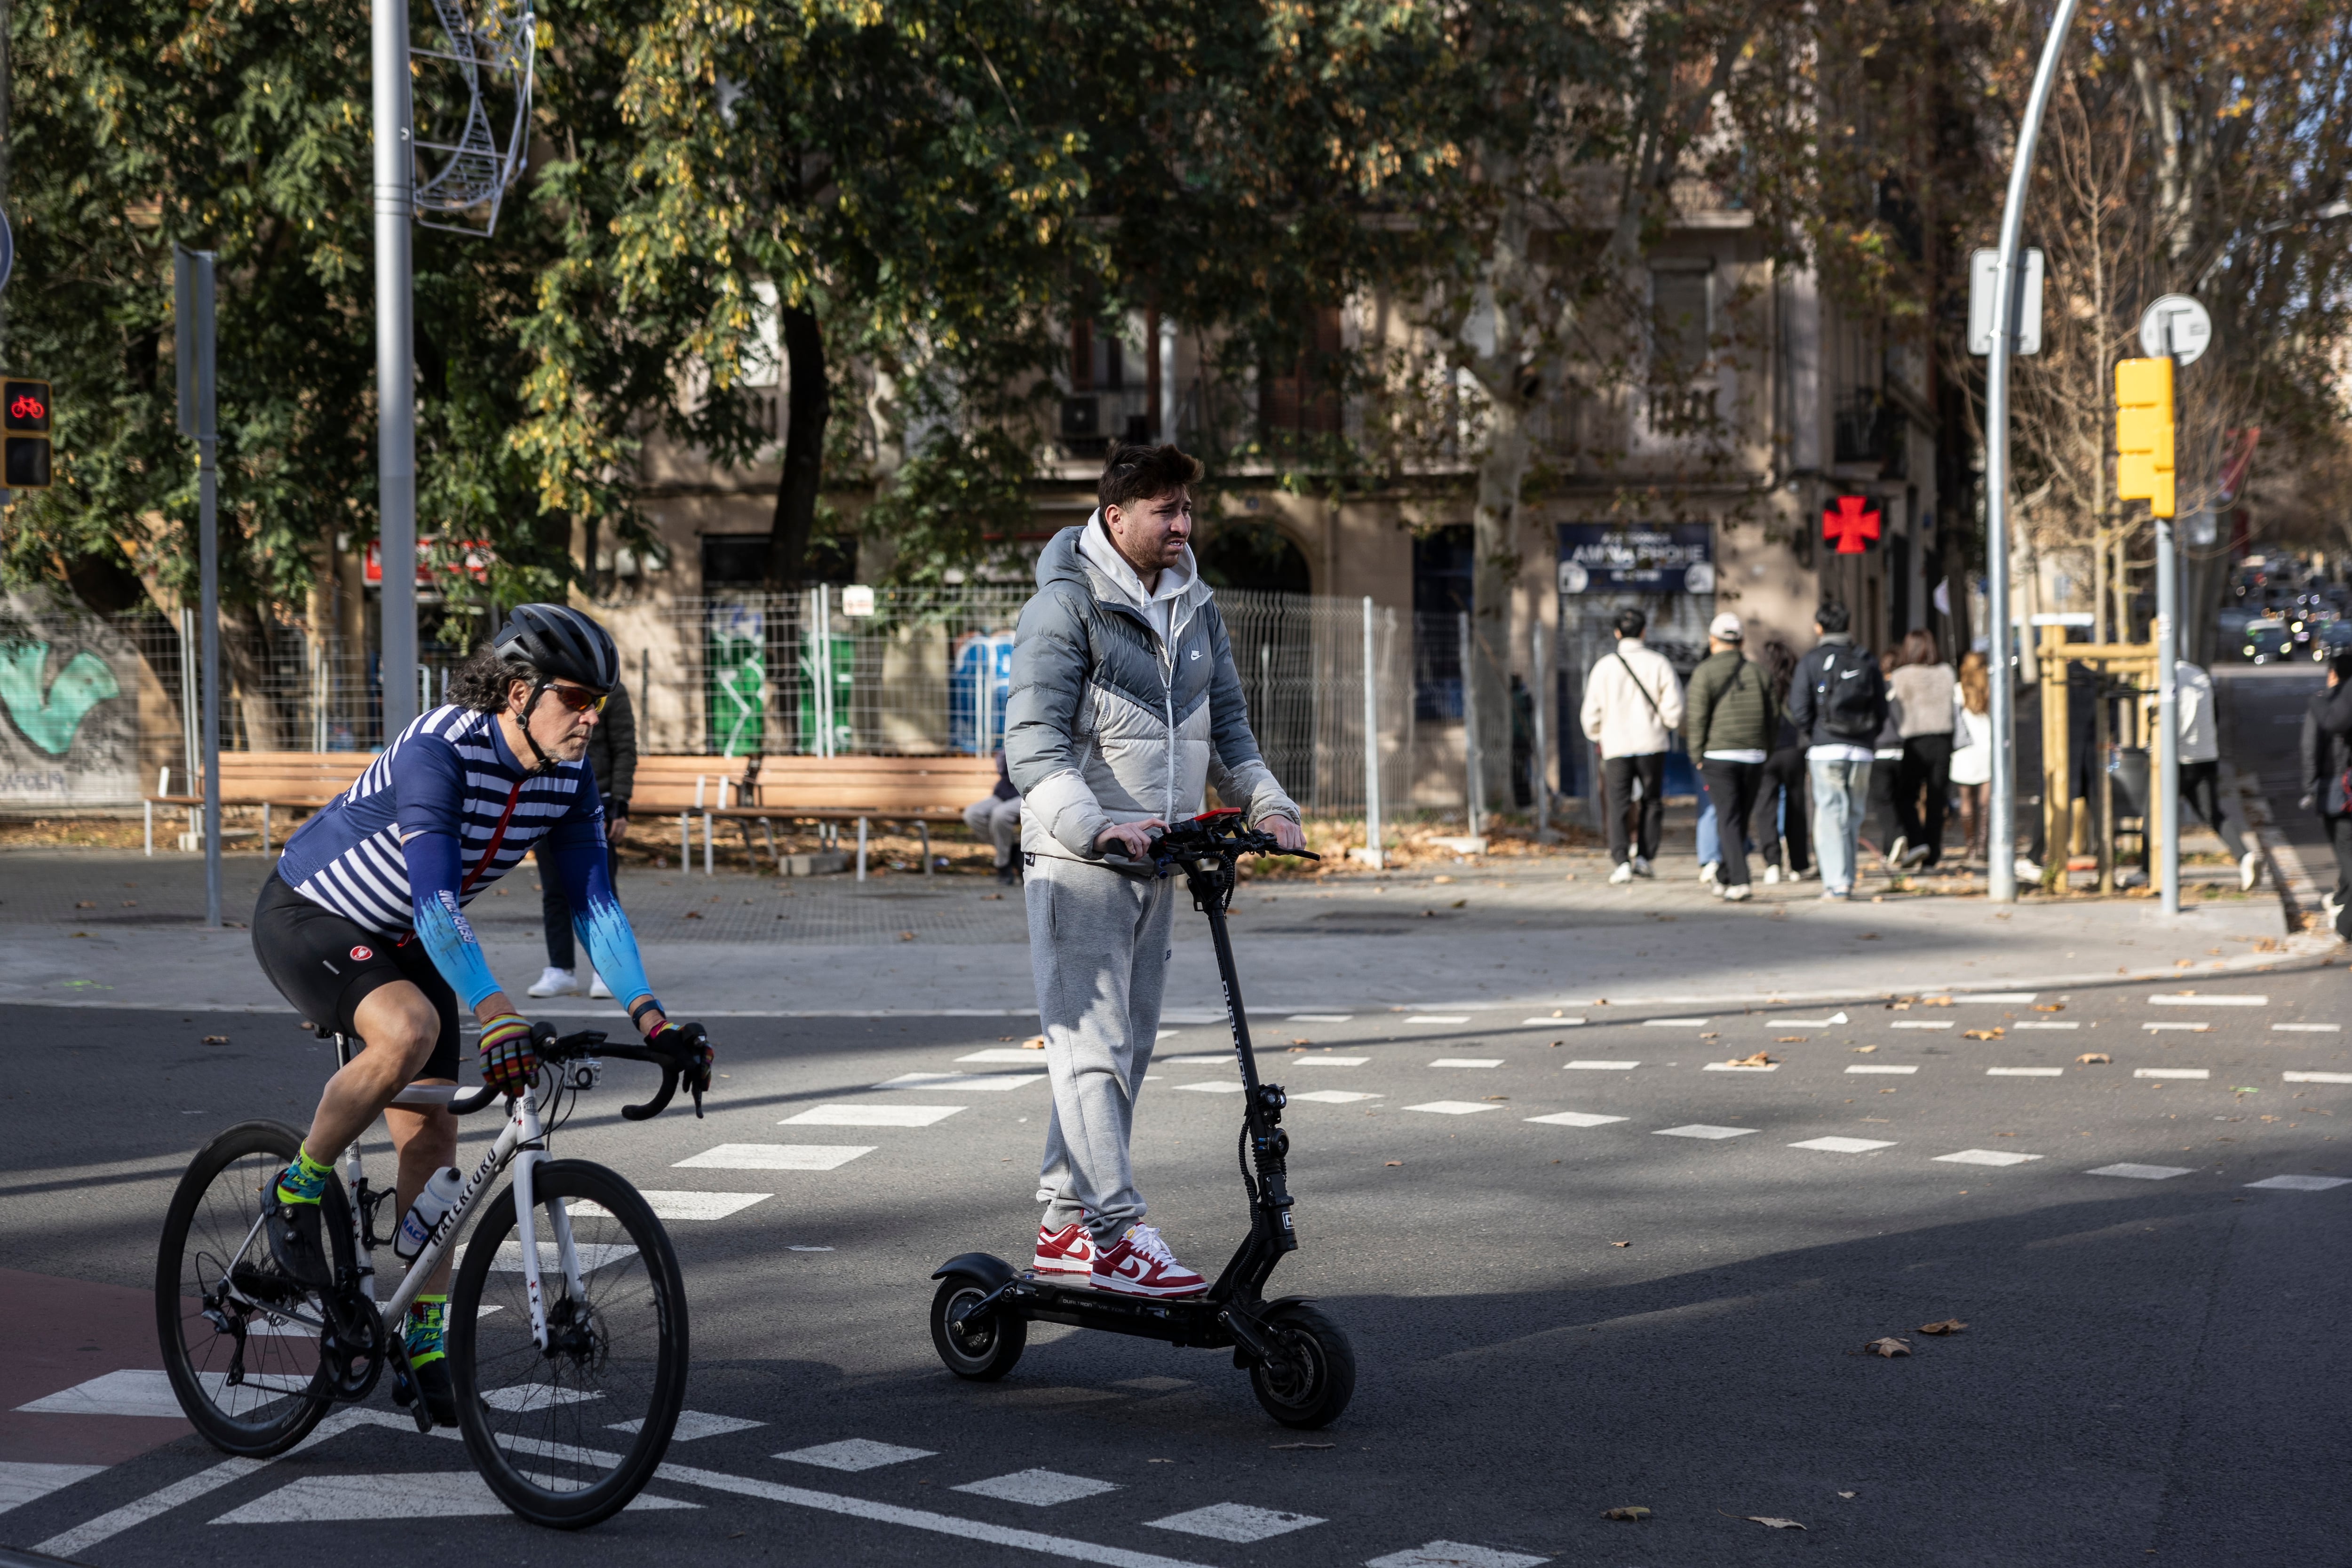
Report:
1470,392,1529,815
764,305,830,590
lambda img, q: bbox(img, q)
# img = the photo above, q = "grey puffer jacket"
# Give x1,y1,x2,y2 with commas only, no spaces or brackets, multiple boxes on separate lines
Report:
1006,522,1298,862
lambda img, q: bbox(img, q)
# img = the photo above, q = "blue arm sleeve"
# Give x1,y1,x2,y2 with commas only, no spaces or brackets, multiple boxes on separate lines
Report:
403,830,504,1011
545,805,658,1020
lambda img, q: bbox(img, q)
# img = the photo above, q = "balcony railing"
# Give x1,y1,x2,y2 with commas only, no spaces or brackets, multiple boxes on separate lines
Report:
1833,390,1906,473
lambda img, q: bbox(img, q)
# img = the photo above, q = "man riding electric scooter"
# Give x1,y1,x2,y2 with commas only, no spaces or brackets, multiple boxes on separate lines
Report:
1006,442,1304,1297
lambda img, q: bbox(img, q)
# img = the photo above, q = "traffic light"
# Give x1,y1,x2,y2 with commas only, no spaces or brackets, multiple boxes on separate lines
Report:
2,378,52,492
2114,357,2174,519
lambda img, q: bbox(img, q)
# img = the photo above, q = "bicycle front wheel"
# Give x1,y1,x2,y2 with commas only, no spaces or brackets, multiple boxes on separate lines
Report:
450,1158,688,1529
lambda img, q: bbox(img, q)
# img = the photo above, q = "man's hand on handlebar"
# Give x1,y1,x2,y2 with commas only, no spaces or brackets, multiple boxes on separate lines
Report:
1096,820,1166,860
477,1013,539,1096
1260,815,1306,852
647,1020,715,1098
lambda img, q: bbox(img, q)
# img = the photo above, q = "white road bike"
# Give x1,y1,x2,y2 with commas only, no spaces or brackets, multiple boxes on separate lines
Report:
155,1025,702,1528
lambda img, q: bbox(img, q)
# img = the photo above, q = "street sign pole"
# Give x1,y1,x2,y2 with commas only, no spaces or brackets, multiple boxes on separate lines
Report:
1984,0,2079,903
176,248,222,928
374,0,417,739
2137,297,2208,922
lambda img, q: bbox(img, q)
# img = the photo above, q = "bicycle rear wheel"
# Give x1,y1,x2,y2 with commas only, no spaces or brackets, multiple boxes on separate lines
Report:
450,1158,688,1529
154,1120,341,1456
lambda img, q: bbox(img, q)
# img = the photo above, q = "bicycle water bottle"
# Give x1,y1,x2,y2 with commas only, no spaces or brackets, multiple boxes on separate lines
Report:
393,1168,466,1262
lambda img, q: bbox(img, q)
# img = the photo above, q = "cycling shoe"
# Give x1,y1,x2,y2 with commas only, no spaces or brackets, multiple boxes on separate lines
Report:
412,1358,461,1426
264,1197,335,1291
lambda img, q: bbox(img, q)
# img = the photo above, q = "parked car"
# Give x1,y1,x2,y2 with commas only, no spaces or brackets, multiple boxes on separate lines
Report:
2242,618,2292,664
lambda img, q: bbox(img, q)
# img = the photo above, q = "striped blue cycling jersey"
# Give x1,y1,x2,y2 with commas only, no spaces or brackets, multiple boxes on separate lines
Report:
275,704,655,1014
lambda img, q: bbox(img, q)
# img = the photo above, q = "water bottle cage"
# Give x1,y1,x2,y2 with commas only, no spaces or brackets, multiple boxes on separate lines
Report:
354,1178,398,1251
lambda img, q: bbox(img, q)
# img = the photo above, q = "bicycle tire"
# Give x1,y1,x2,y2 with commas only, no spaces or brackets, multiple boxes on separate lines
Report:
155,1119,342,1456
450,1159,688,1528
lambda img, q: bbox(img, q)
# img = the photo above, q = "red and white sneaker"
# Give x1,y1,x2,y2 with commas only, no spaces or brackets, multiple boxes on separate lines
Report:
1090,1224,1206,1298
1033,1222,1096,1275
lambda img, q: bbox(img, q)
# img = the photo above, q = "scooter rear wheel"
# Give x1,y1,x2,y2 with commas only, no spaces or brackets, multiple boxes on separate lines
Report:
1248,1304,1355,1428
930,1274,1026,1380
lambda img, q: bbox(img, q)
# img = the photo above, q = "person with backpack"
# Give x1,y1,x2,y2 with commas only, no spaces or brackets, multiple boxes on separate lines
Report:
1682,612,1777,901
1785,601,1888,900
2298,647,2352,939
1580,606,1685,883
1751,638,1812,883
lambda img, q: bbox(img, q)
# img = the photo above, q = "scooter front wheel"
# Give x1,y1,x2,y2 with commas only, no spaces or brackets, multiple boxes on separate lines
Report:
930,1274,1025,1381
1248,1304,1355,1428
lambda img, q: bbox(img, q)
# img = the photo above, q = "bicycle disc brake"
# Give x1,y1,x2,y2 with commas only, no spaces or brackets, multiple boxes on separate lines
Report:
317,1293,385,1402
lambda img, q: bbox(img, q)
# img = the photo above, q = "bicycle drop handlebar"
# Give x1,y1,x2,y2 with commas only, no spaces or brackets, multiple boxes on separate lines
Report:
435,1027,700,1121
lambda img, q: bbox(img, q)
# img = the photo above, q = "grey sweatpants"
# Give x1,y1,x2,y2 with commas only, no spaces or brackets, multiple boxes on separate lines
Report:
963,795,1023,867
1025,852,1176,1242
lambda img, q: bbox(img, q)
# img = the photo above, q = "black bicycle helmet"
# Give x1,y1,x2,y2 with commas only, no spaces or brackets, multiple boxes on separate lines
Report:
493,604,619,693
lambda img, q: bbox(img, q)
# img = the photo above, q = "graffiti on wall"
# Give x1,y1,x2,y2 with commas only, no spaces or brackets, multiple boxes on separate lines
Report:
0,595,140,805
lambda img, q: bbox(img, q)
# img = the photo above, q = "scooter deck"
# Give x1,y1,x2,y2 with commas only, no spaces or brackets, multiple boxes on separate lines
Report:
1000,1270,1242,1350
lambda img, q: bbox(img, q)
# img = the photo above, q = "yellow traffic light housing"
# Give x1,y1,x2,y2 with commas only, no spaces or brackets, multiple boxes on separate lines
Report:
2,378,52,492
2114,356,2175,518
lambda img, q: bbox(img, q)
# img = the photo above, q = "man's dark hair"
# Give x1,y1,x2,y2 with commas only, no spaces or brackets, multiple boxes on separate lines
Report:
1613,607,1648,638
1098,442,1203,515
450,645,527,714
1815,601,1851,634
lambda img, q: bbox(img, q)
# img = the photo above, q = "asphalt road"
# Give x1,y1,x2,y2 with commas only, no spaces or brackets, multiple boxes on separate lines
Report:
5,960,2349,1567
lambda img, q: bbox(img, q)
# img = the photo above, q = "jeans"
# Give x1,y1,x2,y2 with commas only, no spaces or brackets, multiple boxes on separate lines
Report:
1603,753,1666,865
2178,761,2249,859
1808,756,1873,893
1696,796,1719,868
1754,748,1811,873
540,841,620,971
1700,759,1764,889
1895,733,1955,866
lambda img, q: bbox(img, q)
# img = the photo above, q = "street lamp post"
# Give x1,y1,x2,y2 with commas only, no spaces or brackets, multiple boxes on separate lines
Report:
374,0,417,739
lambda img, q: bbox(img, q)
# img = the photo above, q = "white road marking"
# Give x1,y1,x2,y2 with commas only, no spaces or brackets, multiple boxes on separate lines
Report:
1845,1065,1918,1075
479,1385,601,1413
1518,1017,1585,1027
1160,1055,1234,1066
1157,1030,1176,1039
1644,1017,1711,1027
1767,1013,1849,1027
1404,1016,1473,1025
784,1105,965,1127
874,1073,1045,1091
611,1410,765,1441
1987,1067,2065,1077
1294,1056,1370,1067
2149,993,2266,1006
1367,1544,1549,1568
16,1369,305,1418
208,1470,689,1523
2134,1068,2210,1080
489,1241,638,1275
1789,1137,1895,1154
1429,1058,1502,1068
1175,1082,1246,1094
1954,992,2038,1003
1147,1503,1325,1543
1653,1125,1756,1140
775,1439,936,1472
572,1192,769,1222
954,1470,1120,1506
1525,1112,1628,1128
1703,1062,1777,1073
2245,1175,2352,1192
1405,1101,1504,1115
675,1145,873,1171
2011,1022,2080,1030
2273,1023,2341,1033
658,1460,1216,1568
1287,1014,1354,1023
1936,1149,2043,1167
2144,1023,2209,1033
1891,1021,1953,1030
2285,1071,2352,1083
960,1048,1051,1063
1563,1060,1640,1070
2088,1163,2193,1180
0,1462,105,1514
1289,1090,1383,1104
1160,1012,1224,1025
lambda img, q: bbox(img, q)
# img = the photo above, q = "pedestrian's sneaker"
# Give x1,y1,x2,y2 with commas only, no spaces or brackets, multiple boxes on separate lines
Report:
1901,842,1932,869
2240,850,2262,892
2014,856,2044,883
1091,1224,1206,1298
1763,864,1782,885
1821,887,1851,901
1608,861,1635,885
588,972,612,999
1720,883,1753,902
1631,855,1655,879
1033,1222,1096,1276
527,967,578,998
1698,860,1720,888
1886,836,1909,872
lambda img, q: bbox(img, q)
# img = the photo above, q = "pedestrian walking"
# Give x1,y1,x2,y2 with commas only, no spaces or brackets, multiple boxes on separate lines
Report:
1949,651,1994,863
1864,649,1906,869
1887,629,1958,869
1751,638,1811,883
963,748,1024,884
1786,602,1887,900
2296,647,2352,940
528,678,636,999
1682,612,1776,901
1580,607,1685,884
2175,658,2261,891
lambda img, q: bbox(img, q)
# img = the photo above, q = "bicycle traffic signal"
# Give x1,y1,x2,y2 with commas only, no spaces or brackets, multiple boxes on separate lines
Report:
2114,357,2174,519
2,378,52,492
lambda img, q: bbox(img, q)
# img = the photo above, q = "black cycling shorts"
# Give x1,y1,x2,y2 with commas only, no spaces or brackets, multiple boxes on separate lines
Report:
251,872,461,1081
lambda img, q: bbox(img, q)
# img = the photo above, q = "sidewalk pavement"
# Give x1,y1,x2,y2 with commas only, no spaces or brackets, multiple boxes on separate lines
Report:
2,845,2330,1021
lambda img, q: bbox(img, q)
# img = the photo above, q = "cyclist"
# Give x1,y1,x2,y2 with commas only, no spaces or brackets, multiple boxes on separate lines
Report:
249,605,711,1423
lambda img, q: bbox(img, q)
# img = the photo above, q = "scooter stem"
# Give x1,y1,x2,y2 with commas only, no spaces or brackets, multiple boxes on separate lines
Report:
1184,856,1298,1261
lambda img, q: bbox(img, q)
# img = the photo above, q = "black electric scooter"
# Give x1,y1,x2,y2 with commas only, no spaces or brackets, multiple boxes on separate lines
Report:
927,809,1356,1428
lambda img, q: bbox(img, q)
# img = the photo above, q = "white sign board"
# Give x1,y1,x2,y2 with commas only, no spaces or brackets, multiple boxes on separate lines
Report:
840,584,876,617
2138,294,2211,366
1967,248,2044,356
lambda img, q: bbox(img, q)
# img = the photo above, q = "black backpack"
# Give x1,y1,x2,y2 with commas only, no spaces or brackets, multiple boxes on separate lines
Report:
1816,647,1884,743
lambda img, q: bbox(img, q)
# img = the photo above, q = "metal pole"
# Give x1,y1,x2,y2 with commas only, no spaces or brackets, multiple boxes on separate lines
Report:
2155,517,2180,915
1531,618,1550,842
189,252,222,927
1458,610,1483,838
374,0,417,738
1984,0,2079,903
1361,596,1383,869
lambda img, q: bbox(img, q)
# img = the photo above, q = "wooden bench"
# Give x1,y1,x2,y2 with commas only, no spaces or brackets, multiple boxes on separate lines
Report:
144,753,376,855
630,754,1003,880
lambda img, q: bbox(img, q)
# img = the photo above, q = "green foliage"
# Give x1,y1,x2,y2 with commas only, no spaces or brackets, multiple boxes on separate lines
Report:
861,426,1039,586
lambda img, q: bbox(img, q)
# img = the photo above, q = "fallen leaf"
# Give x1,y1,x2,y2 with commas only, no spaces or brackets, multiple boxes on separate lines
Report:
1865,1337,1912,1357
1549,1039,1565,1047
1271,1442,1333,1450
1918,1319,1967,1335
1601,1506,1651,1522
982,892,1003,900
1482,1095,1509,1101
1610,1240,1631,1248
1777,1035,1809,1043
1724,1051,1776,1067
1449,898,1467,909
2077,1052,2113,1065
1023,1036,1047,1050
1856,932,1881,940
1748,1517,1806,1530
201,1035,229,1045
1433,875,1454,884
1851,1044,1879,1054
1290,1037,1311,1046
1838,1490,1857,1499
898,931,917,941
1923,996,1954,1007
683,910,703,919
75,899,94,908
1962,1028,2004,1040
1384,1160,1404,1167
2034,1003,2065,1012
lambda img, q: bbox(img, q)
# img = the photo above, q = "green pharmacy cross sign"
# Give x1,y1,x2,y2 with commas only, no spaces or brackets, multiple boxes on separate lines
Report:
0,641,121,756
